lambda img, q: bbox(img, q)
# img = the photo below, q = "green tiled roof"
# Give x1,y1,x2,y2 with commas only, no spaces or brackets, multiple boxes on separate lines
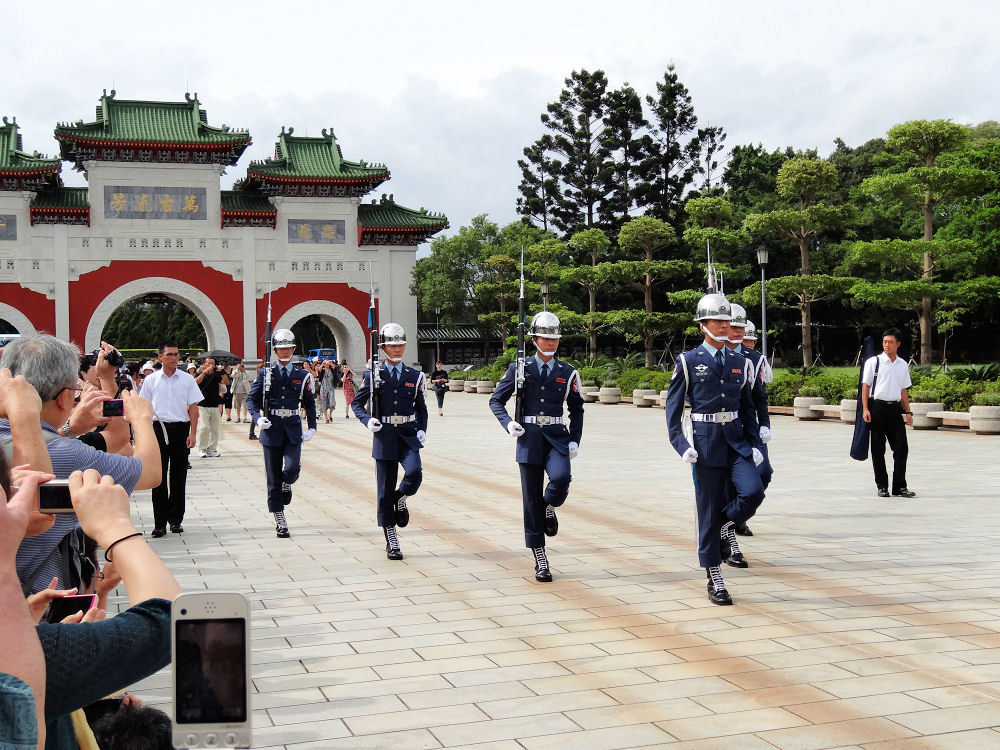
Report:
358,194,448,230
247,127,389,181
31,187,89,209
0,117,60,174
220,191,275,213
54,90,250,148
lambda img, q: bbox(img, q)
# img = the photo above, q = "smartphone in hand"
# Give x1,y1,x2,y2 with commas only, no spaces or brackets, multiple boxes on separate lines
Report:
46,594,98,623
172,592,252,749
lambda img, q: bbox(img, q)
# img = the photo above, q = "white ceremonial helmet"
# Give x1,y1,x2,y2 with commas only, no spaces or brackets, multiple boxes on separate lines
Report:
743,320,757,341
272,329,296,350
379,322,407,347
529,311,561,339
728,303,748,328
694,293,732,322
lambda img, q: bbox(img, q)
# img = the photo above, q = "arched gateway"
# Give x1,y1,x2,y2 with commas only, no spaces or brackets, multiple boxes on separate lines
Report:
0,94,448,359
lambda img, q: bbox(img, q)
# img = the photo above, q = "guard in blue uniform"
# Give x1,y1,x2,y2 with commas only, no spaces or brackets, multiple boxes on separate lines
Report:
247,328,317,539
665,294,765,605
723,305,772,538
733,315,773,536
489,311,584,582
352,323,428,560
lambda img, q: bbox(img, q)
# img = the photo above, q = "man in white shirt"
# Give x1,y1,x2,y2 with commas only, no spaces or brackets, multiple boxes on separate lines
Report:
139,341,203,536
861,327,916,498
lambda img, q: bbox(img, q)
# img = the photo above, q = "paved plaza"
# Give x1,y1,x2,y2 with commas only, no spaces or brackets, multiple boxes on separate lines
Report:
122,391,1000,749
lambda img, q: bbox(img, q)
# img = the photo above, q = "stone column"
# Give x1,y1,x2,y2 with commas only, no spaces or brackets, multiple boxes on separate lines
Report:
242,231,257,361
53,224,70,341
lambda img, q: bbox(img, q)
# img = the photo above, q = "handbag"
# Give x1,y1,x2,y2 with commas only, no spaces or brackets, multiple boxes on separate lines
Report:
850,354,879,461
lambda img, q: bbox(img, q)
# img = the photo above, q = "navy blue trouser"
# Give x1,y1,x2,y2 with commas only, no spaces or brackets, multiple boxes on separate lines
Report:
375,446,423,527
262,441,301,513
692,451,765,567
518,448,571,549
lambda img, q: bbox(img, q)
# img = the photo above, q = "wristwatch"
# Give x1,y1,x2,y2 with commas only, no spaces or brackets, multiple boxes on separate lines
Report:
903,410,912,415
60,418,77,439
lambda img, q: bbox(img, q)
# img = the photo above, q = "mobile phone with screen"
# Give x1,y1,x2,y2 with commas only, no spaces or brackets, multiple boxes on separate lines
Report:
172,592,252,749
46,594,98,623
102,399,124,417
37,479,74,513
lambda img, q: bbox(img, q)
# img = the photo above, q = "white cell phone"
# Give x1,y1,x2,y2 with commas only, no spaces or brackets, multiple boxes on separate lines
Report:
171,592,252,749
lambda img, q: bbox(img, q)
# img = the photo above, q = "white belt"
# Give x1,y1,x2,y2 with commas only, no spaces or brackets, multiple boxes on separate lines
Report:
269,408,297,417
690,411,738,424
524,415,564,425
384,415,416,425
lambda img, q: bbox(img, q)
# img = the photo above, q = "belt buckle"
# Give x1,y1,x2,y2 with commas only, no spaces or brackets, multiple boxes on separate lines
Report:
537,416,550,425
717,411,733,424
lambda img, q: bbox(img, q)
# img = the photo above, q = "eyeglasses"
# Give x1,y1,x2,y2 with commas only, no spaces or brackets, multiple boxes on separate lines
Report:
161,352,180,357
73,385,83,403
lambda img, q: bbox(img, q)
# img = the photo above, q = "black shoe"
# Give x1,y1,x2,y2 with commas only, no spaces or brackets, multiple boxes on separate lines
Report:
276,525,290,539
151,527,166,538
395,493,409,528
170,524,184,534
249,433,258,441
892,488,916,498
735,522,753,537
707,580,733,605
877,487,890,497
532,547,552,582
721,522,748,568
384,527,403,560
544,505,558,537
281,482,292,506
386,545,404,560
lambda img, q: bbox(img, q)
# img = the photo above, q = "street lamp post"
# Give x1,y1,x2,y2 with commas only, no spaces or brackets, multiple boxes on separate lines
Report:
540,280,549,311
434,307,441,364
755,246,769,359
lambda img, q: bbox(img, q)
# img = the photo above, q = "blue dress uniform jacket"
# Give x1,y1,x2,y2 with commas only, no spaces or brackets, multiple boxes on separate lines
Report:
246,364,318,514
740,345,770,430
665,344,765,568
352,364,429,460
665,346,759,467
490,357,585,549
490,358,584,464
352,363,428,528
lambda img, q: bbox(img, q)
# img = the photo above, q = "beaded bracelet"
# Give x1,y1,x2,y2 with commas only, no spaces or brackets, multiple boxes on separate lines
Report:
104,532,143,562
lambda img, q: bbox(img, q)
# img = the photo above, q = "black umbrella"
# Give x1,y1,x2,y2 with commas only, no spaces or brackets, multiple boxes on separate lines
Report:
197,349,241,366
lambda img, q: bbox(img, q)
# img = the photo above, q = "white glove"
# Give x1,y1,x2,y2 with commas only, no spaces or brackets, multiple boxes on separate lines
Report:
256,417,272,430
507,420,525,437
367,418,383,433
416,429,426,445
759,425,772,443
568,441,579,459
302,428,315,442
681,446,698,464
752,447,764,466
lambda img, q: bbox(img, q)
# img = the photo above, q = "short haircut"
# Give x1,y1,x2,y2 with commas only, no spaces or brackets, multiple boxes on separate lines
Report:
882,327,903,343
2,334,81,402
158,341,178,354
79,355,93,376
91,704,173,750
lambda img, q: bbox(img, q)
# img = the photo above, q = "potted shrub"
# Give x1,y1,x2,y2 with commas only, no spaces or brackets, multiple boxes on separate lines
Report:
793,384,825,420
970,391,1000,434
908,389,944,430
840,387,859,424
598,379,621,404
580,379,600,403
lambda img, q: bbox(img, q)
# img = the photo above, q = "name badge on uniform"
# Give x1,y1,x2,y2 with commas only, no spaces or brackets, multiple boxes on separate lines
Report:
556,377,566,383
292,379,302,385
731,368,741,374
404,381,414,387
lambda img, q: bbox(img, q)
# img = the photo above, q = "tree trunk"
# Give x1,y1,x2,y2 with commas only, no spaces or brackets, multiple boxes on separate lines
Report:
588,286,597,356
920,197,934,364
800,300,813,368
645,327,654,369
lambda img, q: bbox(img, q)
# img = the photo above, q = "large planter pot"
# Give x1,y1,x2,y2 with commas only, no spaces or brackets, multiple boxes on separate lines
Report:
969,405,1000,434
840,399,858,424
632,389,657,407
464,380,478,393
793,396,825,420
598,387,621,404
659,390,670,409
580,386,600,403
910,402,944,430
475,380,495,394
448,380,465,393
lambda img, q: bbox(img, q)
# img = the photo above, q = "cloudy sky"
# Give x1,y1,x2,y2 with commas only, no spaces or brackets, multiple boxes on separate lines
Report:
4,0,996,241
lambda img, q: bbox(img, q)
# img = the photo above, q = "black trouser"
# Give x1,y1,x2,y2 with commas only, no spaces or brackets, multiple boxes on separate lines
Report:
435,388,445,409
870,400,908,492
152,421,191,528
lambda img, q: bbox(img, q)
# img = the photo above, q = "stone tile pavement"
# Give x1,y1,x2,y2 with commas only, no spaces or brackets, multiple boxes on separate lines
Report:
121,391,1000,749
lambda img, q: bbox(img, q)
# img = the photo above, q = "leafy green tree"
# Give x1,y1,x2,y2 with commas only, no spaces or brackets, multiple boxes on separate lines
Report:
564,228,612,355
743,157,844,365
599,84,648,233
102,297,206,350
516,136,559,232
615,216,689,367
856,119,996,362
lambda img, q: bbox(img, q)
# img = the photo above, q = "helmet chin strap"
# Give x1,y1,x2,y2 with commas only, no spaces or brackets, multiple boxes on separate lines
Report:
384,354,403,364
700,324,731,344
534,343,558,357
276,354,294,363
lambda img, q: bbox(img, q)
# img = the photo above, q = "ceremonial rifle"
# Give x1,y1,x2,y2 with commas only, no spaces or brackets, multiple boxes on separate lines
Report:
513,244,527,425
367,265,382,420
262,284,273,417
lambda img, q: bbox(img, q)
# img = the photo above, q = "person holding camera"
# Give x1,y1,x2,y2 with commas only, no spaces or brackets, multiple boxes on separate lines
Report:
193,357,228,458
429,361,449,417
139,342,203,537
229,363,252,423
0,334,161,596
